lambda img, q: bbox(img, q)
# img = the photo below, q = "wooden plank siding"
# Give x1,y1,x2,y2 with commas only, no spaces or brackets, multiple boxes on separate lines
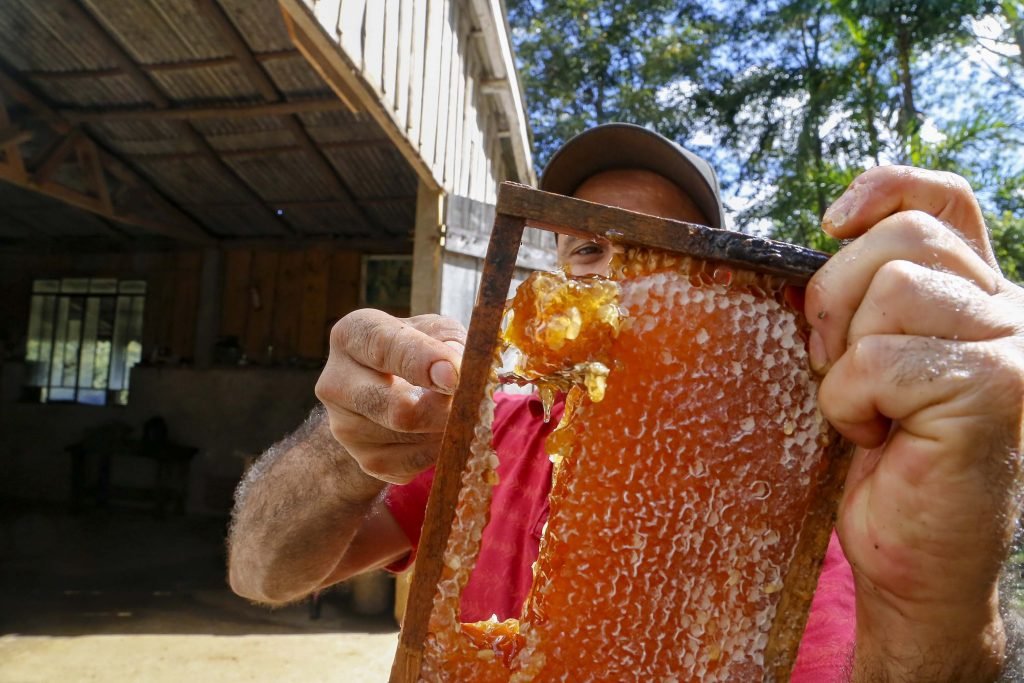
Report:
363,1,386,95
301,0,532,194
0,245,376,373
393,0,414,127
288,0,546,330
220,249,252,341
242,249,279,362
269,249,305,361
220,245,370,363
297,245,331,359
382,0,400,105
170,251,203,360
338,0,365,70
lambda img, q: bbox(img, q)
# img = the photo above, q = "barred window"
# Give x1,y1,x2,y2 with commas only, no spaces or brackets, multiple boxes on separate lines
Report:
24,278,146,406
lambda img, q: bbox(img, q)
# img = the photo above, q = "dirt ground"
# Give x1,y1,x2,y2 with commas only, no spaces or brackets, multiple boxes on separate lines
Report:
0,502,398,683
0,633,396,683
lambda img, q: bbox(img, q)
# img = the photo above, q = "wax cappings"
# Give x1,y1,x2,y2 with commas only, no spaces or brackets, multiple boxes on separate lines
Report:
419,250,828,682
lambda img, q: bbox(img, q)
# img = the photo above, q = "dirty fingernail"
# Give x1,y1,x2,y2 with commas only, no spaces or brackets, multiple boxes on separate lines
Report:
822,186,861,231
808,329,829,374
430,360,459,393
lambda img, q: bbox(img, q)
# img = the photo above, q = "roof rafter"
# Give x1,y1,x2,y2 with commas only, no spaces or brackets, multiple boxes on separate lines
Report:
192,0,378,233
62,98,350,123
128,137,393,162
0,67,214,244
58,0,297,236
20,48,302,81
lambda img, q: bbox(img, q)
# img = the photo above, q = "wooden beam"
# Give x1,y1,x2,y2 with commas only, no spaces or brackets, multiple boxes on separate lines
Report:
148,48,302,71
192,0,279,102
0,64,214,243
0,124,32,147
200,0,376,231
221,235,411,252
0,161,212,243
278,0,442,191
0,99,27,181
390,211,525,683
31,129,81,185
150,56,237,73
0,67,68,132
253,48,305,64
77,136,112,214
62,97,350,123
129,138,395,161
177,197,414,211
20,50,302,80
498,182,829,282
478,77,508,95
410,181,444,315
21,67,124,81
56,0,171,107
58,0,295,237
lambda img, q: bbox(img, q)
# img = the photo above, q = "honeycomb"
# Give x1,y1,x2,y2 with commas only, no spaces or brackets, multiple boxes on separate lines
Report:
418,247,831,682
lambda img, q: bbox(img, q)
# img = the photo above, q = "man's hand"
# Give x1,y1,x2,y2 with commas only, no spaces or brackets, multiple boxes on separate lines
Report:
315,309,467,484
805,166,1024,681
228,310,465,605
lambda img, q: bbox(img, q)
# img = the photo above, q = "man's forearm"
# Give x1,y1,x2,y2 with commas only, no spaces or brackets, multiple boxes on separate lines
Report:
851,586,1006,682
227,405,386,604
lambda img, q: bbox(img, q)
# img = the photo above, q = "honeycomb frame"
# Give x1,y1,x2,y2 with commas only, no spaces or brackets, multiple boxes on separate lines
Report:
390,183,853,683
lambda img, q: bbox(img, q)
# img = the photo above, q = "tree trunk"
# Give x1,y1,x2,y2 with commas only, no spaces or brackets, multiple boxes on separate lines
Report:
896,23,919,162
863,62,882,165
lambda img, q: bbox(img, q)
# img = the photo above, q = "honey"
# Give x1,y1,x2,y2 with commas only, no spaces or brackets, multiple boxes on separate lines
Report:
419,247,830,682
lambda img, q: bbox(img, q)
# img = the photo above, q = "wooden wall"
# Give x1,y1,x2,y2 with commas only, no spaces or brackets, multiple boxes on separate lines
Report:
0,245,388,368
0,250,203,364
218,246,372,363
302,0,531,203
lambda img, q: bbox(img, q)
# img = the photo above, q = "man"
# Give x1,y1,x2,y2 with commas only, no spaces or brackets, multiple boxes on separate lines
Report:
229,124,1024,681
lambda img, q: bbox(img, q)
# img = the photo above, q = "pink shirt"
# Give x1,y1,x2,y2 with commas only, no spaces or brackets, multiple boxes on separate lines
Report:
385,392,855,679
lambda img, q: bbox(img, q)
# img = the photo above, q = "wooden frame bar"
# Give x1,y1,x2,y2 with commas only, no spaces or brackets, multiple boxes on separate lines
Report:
391,181,848,682
391,210,526,682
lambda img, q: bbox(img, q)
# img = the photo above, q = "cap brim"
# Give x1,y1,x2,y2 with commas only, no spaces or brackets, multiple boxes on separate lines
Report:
540,123,724,229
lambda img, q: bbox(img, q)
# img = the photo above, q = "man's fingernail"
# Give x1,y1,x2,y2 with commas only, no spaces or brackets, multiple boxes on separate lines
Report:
429,360,459,393
809,329,829,374
822,185,861,231
445,340,465,355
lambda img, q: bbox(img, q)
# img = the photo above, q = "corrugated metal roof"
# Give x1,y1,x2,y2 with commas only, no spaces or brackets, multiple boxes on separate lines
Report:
148,63,261,102
83,0,227,64
134,156,256,204
326,146,418,199
0,2,115,71
225,149,342,202
261,57,331,99
0,0,419,246
218,0,295,53
31,74,152,108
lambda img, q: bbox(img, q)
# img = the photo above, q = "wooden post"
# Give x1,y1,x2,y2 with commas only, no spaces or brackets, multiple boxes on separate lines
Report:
410,180,444,316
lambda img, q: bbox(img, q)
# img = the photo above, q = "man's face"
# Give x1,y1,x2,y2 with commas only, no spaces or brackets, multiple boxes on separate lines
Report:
556,168,710,276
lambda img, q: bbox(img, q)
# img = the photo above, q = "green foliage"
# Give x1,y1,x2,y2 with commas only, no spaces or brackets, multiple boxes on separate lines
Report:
506,0,711,168
506,0,1024,275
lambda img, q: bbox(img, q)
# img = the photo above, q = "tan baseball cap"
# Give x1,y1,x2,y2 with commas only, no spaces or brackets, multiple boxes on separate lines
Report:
539,123,725,229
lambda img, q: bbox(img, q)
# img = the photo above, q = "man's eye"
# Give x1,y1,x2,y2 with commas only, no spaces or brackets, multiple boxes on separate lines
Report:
573,244,603,257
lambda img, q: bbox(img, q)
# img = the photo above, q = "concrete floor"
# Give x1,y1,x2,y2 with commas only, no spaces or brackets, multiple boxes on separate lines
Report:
0,500,397,682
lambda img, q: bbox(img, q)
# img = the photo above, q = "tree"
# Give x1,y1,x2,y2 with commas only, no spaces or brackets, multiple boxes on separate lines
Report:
506,1,1024,275
832,0,1001,162
506,0,712,169
694,0,869,248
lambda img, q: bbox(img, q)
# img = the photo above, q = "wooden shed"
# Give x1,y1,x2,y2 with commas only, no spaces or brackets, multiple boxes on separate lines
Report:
0,0,545,511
